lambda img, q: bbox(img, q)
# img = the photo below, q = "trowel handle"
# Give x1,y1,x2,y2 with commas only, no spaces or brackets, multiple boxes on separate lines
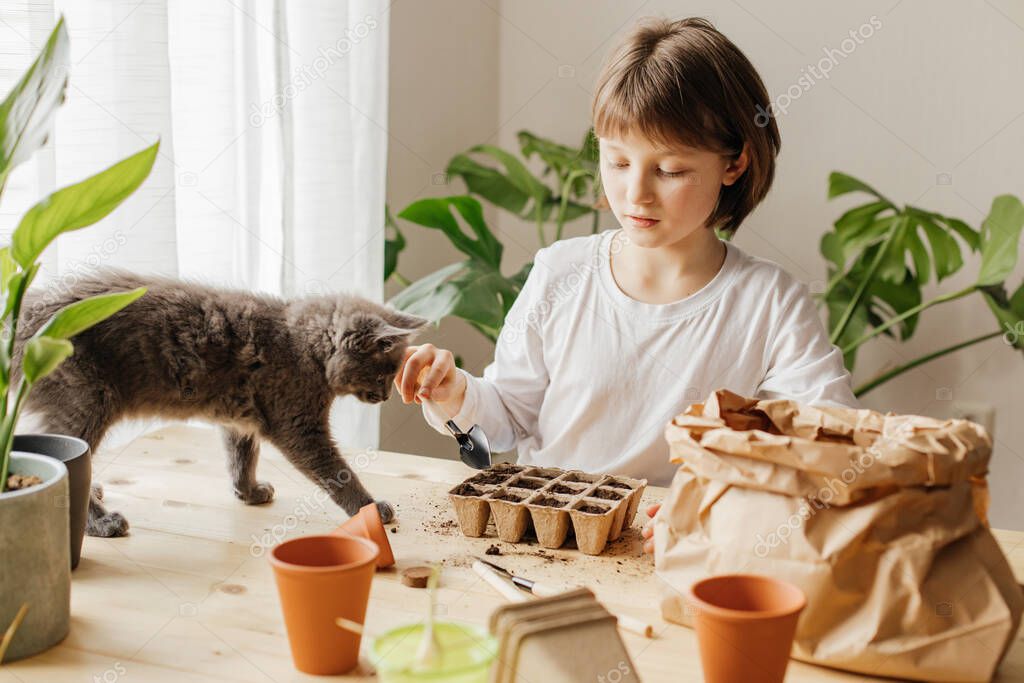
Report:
529,581,566,598
422,397,465,436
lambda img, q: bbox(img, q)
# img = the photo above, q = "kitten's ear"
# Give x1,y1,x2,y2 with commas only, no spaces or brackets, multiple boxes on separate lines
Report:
341,311,427,354
374,308,430,351
381,308,430,333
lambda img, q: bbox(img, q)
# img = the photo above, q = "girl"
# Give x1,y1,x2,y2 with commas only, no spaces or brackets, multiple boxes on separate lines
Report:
393,18,857,521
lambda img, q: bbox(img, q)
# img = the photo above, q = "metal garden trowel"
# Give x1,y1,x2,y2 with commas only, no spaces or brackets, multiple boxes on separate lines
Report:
421,397,492,469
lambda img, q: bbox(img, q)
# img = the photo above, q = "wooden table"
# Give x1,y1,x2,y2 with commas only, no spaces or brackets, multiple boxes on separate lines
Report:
3,425,1023,682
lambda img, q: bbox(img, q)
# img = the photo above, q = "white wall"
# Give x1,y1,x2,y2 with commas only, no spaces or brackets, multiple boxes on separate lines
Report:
383,0,1024,530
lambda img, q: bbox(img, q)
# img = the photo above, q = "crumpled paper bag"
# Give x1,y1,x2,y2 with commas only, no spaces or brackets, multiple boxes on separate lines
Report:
654,389,1023,682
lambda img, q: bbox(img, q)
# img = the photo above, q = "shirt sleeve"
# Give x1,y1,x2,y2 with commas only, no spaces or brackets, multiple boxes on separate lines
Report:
756,282,859,409
421,260,550,453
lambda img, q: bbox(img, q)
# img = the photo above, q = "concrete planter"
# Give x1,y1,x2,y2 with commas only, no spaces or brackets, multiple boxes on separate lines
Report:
13,434,91,570
0,452,71,661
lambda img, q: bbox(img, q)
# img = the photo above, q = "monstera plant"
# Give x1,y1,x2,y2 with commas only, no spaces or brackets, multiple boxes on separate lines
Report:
820,172,1024,396
386,130,602,343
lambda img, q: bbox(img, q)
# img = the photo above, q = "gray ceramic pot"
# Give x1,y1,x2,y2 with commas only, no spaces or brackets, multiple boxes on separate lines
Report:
0,452,71,661
13,434,90,570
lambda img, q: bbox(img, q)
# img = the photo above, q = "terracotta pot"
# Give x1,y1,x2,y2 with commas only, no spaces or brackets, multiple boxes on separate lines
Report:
334,502,395,569
686,574,806,683
269,534,378,675
13,434,90,570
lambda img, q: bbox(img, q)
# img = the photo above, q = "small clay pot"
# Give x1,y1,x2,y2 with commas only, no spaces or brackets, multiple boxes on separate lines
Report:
686,574,806,683
334,502,395,568
449,483,492,537
269,534,378,675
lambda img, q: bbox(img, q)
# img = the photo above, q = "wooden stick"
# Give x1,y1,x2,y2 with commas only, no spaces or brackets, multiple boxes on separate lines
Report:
0,603,28,664
472,561,654,638
473,561,528,603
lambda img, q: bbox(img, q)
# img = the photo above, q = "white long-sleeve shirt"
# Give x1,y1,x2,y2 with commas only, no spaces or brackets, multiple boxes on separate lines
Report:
422,228,858,486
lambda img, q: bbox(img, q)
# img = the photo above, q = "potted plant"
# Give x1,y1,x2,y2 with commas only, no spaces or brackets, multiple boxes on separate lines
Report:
0,17,157,662
386,130,603,343
818,172,1024,396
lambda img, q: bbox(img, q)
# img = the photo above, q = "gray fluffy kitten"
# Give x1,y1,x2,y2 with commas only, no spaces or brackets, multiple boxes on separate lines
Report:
14,269,428,537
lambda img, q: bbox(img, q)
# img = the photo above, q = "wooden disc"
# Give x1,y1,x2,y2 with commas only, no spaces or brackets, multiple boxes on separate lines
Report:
401,566,433,588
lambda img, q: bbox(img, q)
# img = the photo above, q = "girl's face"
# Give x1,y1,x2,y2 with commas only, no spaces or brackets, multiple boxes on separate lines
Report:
598,129,749,248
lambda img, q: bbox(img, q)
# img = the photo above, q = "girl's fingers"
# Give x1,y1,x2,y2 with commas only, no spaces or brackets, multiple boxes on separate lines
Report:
643,537,654,555
394,346,418,390
400,347,434,402
645,503,661,518
417,353,450,401
641,524,653,539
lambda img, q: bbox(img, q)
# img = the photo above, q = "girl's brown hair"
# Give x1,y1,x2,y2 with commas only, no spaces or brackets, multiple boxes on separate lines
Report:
591,17,780,234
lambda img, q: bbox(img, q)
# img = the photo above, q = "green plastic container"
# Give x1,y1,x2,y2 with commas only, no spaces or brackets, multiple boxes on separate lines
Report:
372,621,497,683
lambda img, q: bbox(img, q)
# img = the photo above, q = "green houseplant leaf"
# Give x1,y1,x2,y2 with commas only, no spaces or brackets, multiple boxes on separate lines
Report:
22,336,73,385
828,172,887,201
11,141,160,268
384,204,406,282
822,172,1024,397
388,259,522,342
977,195,1024,287
34,288,147,340
0,18,157,494
398,196,502,268
0,16,69,181
386,130,601,346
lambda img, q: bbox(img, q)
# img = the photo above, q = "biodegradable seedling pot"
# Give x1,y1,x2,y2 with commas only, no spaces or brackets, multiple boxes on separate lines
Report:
0,453,71,661
686,574,806,683
13,434,90,570
487,489,531,542
446,466,648,555
449,483,492,537
525,494,571,548
335,502,395,568
270,534,378,675
568,500,616,555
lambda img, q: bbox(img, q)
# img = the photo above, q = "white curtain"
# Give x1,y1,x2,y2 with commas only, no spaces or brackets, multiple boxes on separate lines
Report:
0,0,391,449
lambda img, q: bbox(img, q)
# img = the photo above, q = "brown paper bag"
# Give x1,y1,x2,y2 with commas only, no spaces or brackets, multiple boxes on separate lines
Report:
654,389,1023,682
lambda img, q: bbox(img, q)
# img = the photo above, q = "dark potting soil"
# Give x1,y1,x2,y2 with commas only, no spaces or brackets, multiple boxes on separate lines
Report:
469,472,510,485
531,496,565,508
511,477,544,490
6,474,42,491
493,491,526,502
451,483,484,497
605,480,632,490
548,483,582,495
591,488,624,500
577,504,609,515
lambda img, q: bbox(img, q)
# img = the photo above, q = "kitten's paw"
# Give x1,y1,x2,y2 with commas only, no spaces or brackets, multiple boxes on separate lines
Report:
375,500,395,524
87,511,130,538
236,481,275,505
91,482,104,501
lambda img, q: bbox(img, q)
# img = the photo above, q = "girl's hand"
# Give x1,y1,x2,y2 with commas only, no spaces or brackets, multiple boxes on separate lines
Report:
394,343,467,412
641,503,661,555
